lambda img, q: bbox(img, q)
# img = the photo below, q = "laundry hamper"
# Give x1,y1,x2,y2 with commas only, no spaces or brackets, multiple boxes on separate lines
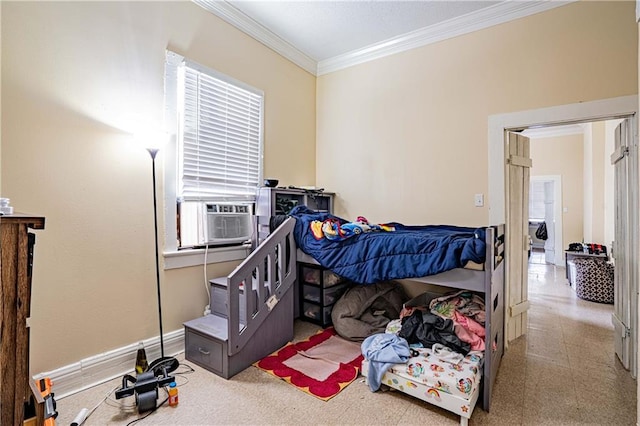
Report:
573,258,614,304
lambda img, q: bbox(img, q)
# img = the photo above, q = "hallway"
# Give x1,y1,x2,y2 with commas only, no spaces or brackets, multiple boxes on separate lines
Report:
513,257,637,424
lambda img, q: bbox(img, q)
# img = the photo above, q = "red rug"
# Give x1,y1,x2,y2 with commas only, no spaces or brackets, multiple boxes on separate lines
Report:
254,327,363,400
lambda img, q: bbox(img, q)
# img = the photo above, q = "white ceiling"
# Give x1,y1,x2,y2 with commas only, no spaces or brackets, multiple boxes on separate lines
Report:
227,1,500,61
194,0,574,75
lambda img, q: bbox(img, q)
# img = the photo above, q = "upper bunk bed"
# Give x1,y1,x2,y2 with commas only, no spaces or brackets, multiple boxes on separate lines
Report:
289,206,501,289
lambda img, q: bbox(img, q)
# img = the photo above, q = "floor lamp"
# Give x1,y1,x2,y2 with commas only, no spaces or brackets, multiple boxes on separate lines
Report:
146,147,179,375
115,142,178,413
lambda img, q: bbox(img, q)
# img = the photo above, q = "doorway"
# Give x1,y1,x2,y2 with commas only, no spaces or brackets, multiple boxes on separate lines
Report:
528,175,562,266
487,95,638,374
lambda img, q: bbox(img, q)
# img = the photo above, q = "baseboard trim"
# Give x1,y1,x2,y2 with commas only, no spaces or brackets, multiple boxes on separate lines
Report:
34,329,185,399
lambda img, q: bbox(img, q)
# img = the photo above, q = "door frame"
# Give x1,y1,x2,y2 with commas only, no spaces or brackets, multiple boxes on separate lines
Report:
530,175,563,266
487,94,638,352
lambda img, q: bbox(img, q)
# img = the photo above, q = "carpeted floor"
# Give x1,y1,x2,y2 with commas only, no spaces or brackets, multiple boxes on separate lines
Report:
55,262,636,425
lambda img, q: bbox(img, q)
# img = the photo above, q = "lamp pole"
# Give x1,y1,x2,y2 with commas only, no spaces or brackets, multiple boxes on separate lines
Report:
112,141,178,415
147,147,165,358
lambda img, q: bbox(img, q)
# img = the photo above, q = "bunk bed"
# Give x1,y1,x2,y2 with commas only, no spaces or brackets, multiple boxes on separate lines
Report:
289,207,506,426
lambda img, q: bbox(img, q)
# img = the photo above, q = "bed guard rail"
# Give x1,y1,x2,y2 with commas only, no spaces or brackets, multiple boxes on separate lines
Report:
226,217,297,356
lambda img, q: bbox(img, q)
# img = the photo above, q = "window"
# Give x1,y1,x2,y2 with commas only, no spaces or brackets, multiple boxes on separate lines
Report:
164,51,263,254
177,60,263,201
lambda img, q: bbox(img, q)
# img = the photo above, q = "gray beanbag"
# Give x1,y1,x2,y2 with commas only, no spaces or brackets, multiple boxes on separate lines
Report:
331,281,407,341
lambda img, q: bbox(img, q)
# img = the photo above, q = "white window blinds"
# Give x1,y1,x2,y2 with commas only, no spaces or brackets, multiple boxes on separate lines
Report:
178,60,263,201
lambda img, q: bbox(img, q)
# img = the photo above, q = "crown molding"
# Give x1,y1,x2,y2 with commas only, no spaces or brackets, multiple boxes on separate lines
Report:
318,1,576,75
193,0,317,75
194,1,576,77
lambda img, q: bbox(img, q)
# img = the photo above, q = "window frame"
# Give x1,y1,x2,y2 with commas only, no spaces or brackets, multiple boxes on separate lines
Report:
162,51,262,268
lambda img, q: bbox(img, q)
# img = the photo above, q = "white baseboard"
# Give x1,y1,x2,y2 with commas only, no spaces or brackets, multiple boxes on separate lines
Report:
34,329,185,399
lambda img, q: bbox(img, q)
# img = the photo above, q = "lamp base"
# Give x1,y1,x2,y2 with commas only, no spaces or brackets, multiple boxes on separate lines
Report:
149,356,179,375
114,356,179,414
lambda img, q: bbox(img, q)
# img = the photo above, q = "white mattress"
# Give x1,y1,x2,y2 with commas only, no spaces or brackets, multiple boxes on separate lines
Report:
386,347,483,400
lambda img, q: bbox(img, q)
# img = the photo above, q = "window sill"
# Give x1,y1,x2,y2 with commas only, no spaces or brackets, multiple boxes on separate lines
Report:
163,245,251,270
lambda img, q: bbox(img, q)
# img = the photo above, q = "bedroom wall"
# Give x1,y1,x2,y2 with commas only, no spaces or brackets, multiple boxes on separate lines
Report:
529,134,585,250
316,1,637,227
584,122,607,244
1,2,316,373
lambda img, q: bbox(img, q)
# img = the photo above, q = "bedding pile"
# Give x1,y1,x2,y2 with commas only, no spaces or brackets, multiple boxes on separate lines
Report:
361,290,487,393
289,206,487,284
402,290,488,352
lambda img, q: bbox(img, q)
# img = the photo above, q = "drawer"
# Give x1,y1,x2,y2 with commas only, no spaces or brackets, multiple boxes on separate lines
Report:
302,284,321,303
300,265,344,287
184,327,224,375
302,302,332,326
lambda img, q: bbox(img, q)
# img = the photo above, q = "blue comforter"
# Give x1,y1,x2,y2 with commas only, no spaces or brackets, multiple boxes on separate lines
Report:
290,206,486,284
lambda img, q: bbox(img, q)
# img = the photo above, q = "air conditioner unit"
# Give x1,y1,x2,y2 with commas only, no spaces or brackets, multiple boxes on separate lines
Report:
200,203,253,246
179,201,254,247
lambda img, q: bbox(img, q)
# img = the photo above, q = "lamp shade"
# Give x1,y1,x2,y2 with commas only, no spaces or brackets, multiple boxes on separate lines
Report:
134,130,168,151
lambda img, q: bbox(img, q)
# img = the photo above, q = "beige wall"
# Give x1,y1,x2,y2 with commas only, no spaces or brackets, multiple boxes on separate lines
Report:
585,122,607,243
530,134,585,249
317,1,637,226
583,124,594,242
1,2,316,372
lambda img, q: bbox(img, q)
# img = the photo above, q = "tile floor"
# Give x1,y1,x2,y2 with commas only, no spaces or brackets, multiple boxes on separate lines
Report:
55,259,637,425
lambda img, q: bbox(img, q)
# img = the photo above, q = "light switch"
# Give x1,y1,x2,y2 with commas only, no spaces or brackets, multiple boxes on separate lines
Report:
563,207,568,213
474,194,484,207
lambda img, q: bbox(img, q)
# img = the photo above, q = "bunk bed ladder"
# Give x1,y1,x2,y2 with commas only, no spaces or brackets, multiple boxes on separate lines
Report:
227,217,297,357
184,217,297,379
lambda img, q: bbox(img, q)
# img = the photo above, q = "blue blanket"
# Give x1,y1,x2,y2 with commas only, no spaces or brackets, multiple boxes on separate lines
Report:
290,206,486,284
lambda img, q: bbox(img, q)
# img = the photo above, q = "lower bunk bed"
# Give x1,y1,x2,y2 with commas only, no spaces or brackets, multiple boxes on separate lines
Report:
361,346,483,426
287,207,506,424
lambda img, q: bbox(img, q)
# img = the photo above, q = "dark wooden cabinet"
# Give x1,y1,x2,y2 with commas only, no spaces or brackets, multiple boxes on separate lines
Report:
1,214,45,426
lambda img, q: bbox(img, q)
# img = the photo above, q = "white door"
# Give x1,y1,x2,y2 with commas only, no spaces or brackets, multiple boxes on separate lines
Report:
543,181,555,264
611,118,638,375
506,131,532,341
